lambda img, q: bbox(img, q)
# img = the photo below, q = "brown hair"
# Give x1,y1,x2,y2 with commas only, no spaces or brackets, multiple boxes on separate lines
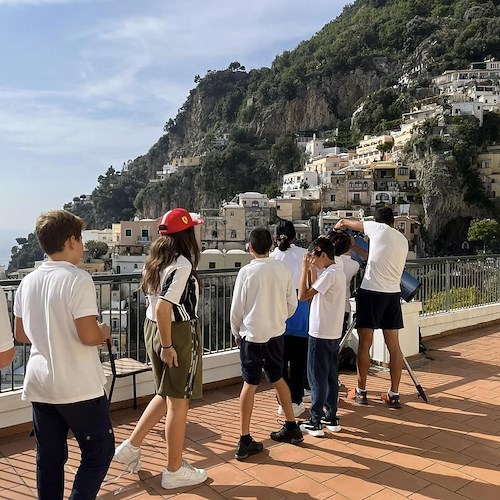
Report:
141,226,200,294
35,210,84,255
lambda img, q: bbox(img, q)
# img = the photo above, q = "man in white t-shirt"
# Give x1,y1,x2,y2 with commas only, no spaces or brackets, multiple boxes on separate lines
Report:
335,207,408,409
0,285,15,369
14,210,114,499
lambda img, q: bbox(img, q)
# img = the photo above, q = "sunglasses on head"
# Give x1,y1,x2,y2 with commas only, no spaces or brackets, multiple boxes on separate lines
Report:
309,246,323,257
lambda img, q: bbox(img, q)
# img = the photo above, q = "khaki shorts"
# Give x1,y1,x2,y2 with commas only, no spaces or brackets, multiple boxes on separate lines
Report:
144,318,203,399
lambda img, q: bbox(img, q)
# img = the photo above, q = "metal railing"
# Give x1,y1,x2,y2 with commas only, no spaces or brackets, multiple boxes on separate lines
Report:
405,255,500,315
2,255,500,392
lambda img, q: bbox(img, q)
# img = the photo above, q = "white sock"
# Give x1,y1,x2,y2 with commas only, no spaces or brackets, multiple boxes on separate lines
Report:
356,387,367,394
127,440,140,451
388,390,399,397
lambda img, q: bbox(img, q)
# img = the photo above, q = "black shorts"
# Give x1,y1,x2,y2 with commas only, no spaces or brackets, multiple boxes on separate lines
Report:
355,288,404,330
239,335,284,385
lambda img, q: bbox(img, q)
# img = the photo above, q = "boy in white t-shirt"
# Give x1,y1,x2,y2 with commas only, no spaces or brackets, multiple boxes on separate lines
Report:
0,285,15,369
14,210,114,500
298,237,346,437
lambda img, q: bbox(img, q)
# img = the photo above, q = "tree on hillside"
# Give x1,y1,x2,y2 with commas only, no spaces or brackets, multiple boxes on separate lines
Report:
468,218,500,253
85,240,109,259
92,166,145,227
270,136,302,181
8,233,44,272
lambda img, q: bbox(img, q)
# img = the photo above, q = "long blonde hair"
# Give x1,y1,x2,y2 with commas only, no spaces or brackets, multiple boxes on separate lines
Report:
141,227,200,295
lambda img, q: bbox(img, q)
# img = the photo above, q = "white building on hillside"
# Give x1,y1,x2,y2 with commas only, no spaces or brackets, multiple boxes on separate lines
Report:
282,171,318,192
451,102,484,126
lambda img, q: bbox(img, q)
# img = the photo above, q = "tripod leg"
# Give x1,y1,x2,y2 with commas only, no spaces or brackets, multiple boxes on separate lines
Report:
402,356,428,403
339,318,356,352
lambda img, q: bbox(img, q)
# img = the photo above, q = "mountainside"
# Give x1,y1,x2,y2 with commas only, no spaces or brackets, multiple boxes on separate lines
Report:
60,0,500,253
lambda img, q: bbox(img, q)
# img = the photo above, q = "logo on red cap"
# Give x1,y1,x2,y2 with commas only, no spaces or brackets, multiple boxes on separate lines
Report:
158,208,204,235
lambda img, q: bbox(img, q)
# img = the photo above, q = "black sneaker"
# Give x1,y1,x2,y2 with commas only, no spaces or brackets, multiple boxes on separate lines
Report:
321,416,341,432
381,392,402,409
347,388,368,405
299,419,325,437
270,423,304,444
235,438,264,461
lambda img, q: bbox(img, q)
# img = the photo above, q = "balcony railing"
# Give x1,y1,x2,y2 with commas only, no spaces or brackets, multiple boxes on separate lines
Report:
2,255,500,393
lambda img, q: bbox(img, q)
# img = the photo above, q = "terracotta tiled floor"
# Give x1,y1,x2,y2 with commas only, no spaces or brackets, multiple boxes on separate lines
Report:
1,324,499,499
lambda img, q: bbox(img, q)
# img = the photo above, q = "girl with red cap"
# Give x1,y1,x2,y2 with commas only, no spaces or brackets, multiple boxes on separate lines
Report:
114,208,207,489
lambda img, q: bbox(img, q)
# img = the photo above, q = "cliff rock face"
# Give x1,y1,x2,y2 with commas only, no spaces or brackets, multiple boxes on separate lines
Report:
166,66,388,157
249,68,383,140
410,148,488,254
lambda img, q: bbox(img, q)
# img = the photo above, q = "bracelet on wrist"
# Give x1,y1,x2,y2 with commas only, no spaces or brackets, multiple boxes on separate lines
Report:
161,344,173,349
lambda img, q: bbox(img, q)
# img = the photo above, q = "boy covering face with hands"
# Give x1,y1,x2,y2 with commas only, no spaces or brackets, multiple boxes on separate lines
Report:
298,237,346,437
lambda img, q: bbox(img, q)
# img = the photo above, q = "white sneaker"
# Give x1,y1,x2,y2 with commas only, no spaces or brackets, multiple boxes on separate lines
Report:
114,439,141,473
277,402,305,418
292,402,306,417
161,460,208,489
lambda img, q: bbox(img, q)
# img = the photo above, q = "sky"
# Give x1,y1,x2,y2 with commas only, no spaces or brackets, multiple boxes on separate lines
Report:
0,0,349,233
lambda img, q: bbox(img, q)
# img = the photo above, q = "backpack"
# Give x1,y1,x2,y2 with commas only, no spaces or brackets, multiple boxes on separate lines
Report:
338,347,357,371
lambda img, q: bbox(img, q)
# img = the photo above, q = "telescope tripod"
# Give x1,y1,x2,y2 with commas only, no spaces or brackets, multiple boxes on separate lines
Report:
340,316,428,403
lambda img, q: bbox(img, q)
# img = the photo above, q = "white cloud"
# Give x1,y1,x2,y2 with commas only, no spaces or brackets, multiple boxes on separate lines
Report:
0,93,161,157
0,0,106,5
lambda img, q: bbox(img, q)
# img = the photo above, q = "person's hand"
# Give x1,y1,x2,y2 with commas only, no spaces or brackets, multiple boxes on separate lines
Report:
160,346,178,367
335,219,344,230
233,335,241,347
302,252,315,269
98,322,110,343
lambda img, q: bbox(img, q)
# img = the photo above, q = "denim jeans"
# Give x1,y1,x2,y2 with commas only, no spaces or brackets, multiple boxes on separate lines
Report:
307,336,340,424
32,394,114,500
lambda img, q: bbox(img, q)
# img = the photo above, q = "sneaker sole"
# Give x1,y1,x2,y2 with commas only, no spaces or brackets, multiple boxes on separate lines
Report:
270,434,304,444
299,425,324,438
235,447,263,461
161,471,208,489
325,425,341,432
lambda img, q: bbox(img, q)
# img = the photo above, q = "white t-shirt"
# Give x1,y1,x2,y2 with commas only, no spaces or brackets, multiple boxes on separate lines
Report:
340,254,360,312
231,257,297,343
0,286,14,353
146,255,198,322
361,221,409,293
14,261,106,404
271,244,307,289
309,262,346,340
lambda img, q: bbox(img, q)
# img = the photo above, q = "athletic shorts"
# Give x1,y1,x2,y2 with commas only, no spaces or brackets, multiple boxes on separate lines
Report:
239,334,284,385
355,288,404,330
144,318,203,399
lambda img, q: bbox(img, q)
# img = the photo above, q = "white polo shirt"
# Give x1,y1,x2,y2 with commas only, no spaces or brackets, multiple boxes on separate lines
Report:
14,261,106,404
271,244,307,289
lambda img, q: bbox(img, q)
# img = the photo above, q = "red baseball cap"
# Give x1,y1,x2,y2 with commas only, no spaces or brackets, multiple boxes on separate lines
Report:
158,208,204,235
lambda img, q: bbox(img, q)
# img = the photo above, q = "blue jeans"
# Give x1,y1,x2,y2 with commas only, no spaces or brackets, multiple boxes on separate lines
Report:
307,337,340,424
32,394,114,500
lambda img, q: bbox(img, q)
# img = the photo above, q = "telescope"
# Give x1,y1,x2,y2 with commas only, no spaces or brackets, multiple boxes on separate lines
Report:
349,234,422,302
